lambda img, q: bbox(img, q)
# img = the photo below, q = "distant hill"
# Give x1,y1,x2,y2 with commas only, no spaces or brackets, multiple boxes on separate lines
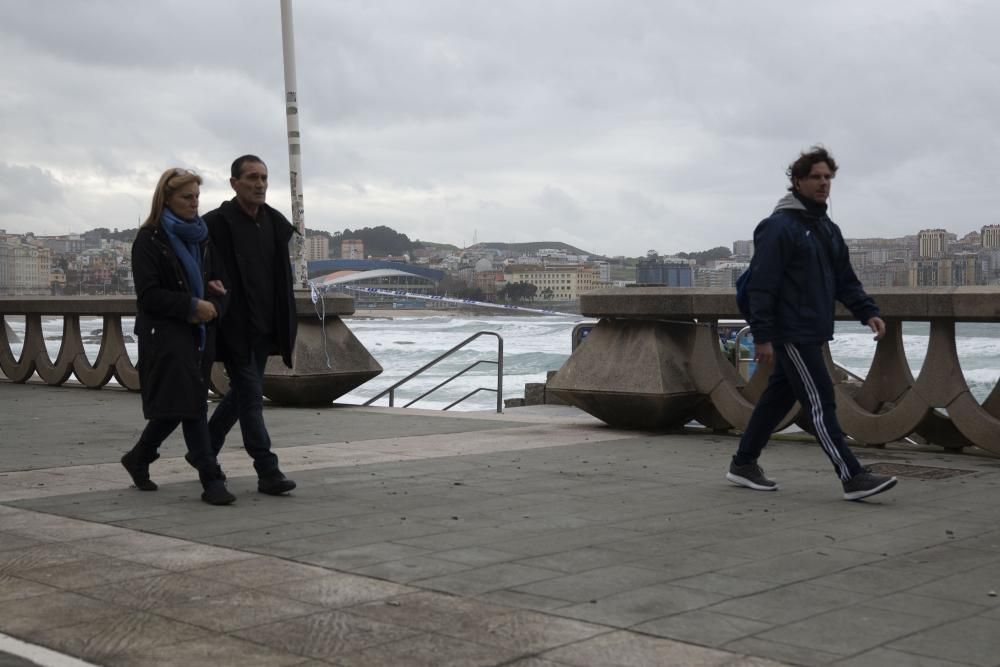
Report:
417,240,461,252
472,241,598,256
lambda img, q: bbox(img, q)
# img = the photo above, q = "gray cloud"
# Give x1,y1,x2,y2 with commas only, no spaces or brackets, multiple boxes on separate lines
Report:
2,1,999,255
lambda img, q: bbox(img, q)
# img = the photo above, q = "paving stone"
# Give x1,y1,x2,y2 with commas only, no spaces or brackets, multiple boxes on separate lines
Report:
477,589,573,613
153,588,325,632
514,547,645,574
713,548,883,585
902,562,1000,607
117,542,257,571
130,634,308,667
184,555,332,589
345,590,511,635
541,629,740,666
0,533,47,552
887,615,1000,666
595,532,722,557
0,573,58,603
14,556,165,590
438,609,606,653
697,527,846,560
553,583,724,627
354,555,476,583
0,543,96,575
77,572,240,611
0,590,125,635
808,563,942,595
706,583,871,625
756,605,939,656
0,514,124,542
431,546,524,566
264,572,415,608
861,591,989,621
416,562,562,596
490,527,646,557
296,541,432,569
723,637,842,667
231,610,420,660
668,572,780,597
20,610,210,665
633,609,774,647
879,544,1000,575
831,647,971,666
510,565,671,603
334,631,522,667
68,531,192,556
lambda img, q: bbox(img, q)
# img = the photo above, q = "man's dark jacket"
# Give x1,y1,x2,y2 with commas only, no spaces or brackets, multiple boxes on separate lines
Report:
132,225,227,419
203,199,297,368
745,193,879,345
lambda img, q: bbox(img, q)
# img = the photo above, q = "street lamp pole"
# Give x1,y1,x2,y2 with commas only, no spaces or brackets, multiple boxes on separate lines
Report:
280,0,308,288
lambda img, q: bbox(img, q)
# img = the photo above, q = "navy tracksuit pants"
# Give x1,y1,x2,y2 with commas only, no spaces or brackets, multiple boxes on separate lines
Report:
735,342,864,481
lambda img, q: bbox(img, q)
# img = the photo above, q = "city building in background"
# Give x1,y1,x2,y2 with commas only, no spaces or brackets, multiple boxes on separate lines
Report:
304,235,330,261
636,254,694,286
341,238,364,259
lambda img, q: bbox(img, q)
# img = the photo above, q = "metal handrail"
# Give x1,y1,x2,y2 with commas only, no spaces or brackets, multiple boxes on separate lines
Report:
363,331,503,412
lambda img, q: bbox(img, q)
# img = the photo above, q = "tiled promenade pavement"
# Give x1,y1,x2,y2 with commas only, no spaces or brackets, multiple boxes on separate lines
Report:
2,382,999,666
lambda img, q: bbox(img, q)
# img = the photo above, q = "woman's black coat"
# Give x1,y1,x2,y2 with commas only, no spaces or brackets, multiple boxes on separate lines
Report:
132,225,227,420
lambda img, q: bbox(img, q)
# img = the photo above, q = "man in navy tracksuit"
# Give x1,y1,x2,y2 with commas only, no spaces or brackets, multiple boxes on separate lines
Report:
727,146,898,501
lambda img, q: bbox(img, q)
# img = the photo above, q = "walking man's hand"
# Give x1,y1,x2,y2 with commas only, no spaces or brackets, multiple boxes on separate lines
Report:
867,316,886,341
755,341,774,365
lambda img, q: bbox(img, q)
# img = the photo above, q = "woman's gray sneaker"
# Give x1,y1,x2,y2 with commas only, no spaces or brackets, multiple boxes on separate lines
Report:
843,471,897,501
726,461,778,491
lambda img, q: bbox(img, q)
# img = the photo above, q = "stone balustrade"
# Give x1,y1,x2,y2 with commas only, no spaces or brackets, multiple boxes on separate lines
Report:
0,292,382,405
547,286,1000,456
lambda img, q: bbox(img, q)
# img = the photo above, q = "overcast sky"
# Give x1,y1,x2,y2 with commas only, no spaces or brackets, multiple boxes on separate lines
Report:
2,1,998,257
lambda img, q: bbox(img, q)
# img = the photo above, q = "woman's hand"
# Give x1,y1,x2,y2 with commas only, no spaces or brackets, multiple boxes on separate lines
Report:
207,280,227,296
192,299,218,323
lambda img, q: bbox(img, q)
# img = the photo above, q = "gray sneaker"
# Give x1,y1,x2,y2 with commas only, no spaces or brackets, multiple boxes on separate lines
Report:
843,469,897,501
726,461,778,491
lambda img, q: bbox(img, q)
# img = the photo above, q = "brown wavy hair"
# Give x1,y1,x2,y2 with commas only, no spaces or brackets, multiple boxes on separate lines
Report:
141,168,203,228
787,145,838,192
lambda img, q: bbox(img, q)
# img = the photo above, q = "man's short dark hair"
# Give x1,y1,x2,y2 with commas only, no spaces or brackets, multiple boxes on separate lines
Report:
787,145,838,191
231,154,266,179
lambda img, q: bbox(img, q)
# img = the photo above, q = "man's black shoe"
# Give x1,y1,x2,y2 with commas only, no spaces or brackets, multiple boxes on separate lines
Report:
201,480,236,506
726,460,779,491
843,469,897,501
258,472,296,495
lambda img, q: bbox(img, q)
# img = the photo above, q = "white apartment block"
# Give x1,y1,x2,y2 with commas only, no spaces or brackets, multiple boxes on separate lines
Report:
304,235,329,261
918,229,948,257
0,238,52,296
981,224,1000,249
695,263,747,288
504,264,600,300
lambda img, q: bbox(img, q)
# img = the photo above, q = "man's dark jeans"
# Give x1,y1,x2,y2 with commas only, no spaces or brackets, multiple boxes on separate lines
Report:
209,336,279,476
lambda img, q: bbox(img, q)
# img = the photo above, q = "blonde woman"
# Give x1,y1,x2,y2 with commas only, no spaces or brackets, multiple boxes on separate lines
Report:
121,168,235,505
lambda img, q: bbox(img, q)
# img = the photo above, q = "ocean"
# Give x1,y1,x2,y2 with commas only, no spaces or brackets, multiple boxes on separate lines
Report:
5,316,999,411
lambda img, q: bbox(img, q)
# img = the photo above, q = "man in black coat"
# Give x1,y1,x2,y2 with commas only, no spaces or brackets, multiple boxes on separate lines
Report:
727,146,897,501
203,155,298,495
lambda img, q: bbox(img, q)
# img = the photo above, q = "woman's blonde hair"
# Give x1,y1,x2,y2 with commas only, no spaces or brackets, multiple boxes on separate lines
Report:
141,168,203,228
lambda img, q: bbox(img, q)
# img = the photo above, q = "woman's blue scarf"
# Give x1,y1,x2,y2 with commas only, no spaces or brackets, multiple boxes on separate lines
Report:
160,208,209,350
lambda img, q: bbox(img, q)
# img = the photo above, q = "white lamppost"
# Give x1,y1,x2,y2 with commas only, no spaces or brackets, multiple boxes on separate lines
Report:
280,0,308,288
